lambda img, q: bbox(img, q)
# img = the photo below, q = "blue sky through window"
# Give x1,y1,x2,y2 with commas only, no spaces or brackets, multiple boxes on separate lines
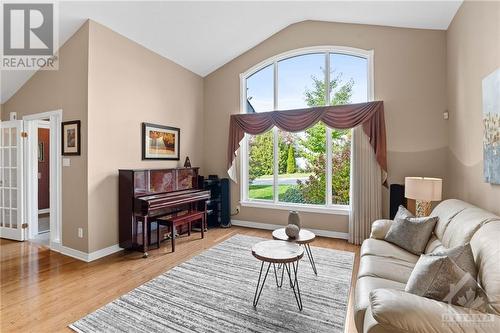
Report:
246,52,368,112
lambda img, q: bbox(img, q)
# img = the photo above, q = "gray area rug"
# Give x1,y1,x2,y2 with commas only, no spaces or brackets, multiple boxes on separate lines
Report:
70,234,354,333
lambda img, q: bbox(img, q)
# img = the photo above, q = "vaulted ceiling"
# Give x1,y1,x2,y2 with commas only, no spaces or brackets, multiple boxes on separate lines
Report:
1,1,462,103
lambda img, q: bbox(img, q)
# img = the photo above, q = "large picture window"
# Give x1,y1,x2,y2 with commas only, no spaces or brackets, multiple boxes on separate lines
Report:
241,47,372,213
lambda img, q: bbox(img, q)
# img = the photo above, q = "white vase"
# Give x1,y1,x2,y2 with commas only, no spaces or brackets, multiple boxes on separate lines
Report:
288,211,301,230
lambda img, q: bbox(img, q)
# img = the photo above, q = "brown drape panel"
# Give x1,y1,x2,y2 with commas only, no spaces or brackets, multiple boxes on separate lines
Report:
228,101,387,181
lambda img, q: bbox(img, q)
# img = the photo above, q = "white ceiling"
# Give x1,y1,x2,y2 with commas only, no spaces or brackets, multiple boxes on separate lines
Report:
1,0,463,103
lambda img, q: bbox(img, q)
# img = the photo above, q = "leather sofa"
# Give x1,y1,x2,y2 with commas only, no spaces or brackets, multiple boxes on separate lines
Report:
354,199,500,332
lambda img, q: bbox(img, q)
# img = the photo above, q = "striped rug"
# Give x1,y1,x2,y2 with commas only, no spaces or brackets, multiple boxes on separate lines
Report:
70,234,354,333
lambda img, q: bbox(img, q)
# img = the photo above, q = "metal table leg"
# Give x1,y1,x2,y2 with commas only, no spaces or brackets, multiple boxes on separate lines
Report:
253,261,271,307
285,260,303,311
304,243,317,275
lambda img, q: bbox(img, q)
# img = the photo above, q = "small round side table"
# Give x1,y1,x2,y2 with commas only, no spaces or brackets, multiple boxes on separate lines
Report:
251,240,304,310
272,228,318,275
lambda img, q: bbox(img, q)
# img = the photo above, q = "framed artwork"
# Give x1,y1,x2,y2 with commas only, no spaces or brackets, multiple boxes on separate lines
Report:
482,68,500,184
62,120,81,156
142,123,180,160
38,142,44,162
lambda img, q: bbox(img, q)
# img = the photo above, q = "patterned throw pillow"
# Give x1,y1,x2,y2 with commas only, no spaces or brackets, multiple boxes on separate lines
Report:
394,205,414,220
406,254,477,307
429,243,477,279
384,216,438,255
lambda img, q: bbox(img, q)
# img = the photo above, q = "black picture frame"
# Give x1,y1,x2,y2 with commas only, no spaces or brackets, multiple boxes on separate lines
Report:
142,122,180,160
61,120,81,156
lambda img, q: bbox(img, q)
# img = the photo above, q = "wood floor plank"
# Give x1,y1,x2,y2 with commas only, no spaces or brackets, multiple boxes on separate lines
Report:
0,227,360,333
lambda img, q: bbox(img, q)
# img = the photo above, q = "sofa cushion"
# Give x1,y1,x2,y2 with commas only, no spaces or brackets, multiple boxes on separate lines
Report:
368,289,500,333
430,199,473,240
385,216,438,255
354,276,406,333
406,254,477,306
361,239,419,263
470,221,500,315
358,255,415,284
394,205,414,220
429,243,477,279
441,207,499,248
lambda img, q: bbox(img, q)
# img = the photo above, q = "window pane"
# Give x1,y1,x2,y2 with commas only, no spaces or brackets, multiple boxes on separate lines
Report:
278,124,326,205
329,53,367,205
278,53,325,110
331,129,351,205
248,130,274,200
330,53,368,104
246,64,274,113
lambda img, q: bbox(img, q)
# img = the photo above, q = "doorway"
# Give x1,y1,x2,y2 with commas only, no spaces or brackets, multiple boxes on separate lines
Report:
31,121,51,246
24,110,62,249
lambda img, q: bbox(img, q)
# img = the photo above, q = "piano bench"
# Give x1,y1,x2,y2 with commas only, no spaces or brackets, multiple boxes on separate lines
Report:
157,211,205,252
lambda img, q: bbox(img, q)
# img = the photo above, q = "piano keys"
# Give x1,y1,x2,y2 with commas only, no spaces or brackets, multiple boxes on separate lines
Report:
119,167,210,257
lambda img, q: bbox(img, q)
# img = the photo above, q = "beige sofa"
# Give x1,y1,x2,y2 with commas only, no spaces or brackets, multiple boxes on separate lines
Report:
354,199,500,332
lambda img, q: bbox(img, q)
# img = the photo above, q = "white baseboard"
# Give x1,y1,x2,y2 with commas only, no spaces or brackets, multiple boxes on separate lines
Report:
88,244,122,262
231,219,349,240
38,208,50,214
50,242,122,262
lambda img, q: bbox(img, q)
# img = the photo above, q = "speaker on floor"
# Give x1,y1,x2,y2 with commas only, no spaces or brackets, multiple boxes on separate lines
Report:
389,184,406,219
220,178,231,228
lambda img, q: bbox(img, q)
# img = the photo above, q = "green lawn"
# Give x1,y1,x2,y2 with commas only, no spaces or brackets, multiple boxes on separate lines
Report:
249,184,292,200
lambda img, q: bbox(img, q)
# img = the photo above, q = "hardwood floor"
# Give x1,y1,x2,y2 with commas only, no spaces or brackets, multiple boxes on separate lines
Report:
1,227,360,333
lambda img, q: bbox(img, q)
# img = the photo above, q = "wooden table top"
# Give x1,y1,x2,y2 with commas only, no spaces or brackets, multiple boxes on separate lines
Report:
251,240,304,263
272,228,316,244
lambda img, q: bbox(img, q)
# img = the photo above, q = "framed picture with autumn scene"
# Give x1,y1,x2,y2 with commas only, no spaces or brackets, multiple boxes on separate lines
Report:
142,123,180,160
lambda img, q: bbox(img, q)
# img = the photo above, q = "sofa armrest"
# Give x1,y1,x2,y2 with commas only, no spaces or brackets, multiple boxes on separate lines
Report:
370,220,393,239
369,289,500,333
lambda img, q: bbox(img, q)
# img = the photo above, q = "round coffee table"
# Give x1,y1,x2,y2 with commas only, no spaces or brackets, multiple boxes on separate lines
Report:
251,240,304,310
272,228,318,275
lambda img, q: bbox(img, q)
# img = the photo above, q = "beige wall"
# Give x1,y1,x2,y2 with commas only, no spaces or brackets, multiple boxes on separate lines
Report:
204,20,448,233
1,20,204,254
446,1,500,215
86,21,204,252
1,22,90,252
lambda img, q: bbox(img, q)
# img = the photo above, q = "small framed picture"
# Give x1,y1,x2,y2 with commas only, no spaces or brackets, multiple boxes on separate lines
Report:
142,123,180,160
62,120,81,156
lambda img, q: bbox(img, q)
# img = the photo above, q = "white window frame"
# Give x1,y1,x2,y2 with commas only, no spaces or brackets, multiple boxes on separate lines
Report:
239,46,374,215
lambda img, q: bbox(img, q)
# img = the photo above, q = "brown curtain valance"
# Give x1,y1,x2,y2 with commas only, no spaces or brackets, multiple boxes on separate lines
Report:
227,101,387,181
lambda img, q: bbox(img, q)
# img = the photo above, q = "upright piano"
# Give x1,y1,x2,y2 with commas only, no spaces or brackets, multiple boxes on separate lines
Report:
119,167,210,257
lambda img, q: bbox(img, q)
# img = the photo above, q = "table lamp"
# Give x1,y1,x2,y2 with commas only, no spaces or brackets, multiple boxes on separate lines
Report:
404,177,442,217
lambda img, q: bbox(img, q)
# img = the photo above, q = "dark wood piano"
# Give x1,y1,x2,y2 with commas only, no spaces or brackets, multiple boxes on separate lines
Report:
119,167,210,257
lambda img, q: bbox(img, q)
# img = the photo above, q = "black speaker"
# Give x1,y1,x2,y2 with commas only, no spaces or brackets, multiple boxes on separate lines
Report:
390,184,406,219
220,178,231,227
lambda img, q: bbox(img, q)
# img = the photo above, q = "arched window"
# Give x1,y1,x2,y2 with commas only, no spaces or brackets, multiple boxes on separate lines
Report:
240,46,373,213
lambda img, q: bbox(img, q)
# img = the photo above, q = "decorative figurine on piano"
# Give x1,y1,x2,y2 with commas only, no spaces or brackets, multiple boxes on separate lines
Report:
184,156,191,168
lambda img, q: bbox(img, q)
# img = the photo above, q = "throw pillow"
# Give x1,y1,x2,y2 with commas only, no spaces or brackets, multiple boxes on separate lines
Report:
430,243,477,279
406,254,477,307
384,216,438,255
394,205,414,220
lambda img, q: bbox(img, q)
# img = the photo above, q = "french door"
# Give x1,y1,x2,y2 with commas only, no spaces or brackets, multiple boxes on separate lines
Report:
0,120,25,241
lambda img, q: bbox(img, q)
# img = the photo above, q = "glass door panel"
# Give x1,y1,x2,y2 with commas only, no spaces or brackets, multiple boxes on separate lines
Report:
0,120,24,240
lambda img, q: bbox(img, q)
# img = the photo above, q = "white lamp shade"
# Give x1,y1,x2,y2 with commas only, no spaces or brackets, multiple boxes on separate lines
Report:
405,177,442,201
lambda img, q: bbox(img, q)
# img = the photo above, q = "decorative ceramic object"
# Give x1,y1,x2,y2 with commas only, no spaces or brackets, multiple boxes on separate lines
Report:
184,156,191,168
288,211,301,229
285,224,300,238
